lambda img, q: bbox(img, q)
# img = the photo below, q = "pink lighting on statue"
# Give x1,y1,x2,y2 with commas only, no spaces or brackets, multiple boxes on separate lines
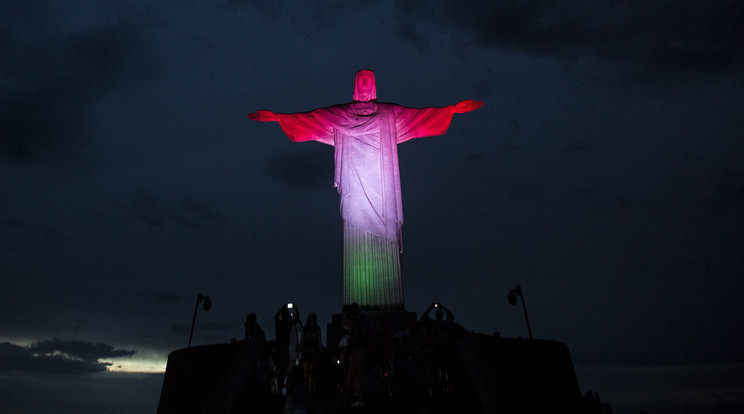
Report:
248,70,482,309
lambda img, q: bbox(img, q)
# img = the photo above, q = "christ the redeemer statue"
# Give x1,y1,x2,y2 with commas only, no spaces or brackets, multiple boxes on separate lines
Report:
249,70,482,310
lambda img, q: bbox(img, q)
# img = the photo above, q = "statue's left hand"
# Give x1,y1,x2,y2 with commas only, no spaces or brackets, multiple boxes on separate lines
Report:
247,110,278,122
453,100,484,113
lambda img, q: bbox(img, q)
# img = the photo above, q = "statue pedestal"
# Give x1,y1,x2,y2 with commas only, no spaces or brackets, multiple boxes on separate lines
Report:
343,221,405,309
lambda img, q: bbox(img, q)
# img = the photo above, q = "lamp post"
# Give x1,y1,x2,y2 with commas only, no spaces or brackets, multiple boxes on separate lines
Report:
508,285,533,339
188,293,212,348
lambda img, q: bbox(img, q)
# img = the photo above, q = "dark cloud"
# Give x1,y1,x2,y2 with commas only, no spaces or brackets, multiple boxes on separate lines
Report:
171,322,236,337
179,197,227,225
0,339,135,375
669,159,744,218
129,192,226,231
396,21,432,53
507,182,546,205
228,0,280,18
135,215,167,229
574,185,608,213
1,218,58,237
497,140,519,154
177,217,207,231
131,191,169,229
466,150,486,162
564,142,591,154
0,15,155,164
152,292,187,304
703,168,744,216
230,0,363,30
264,150,333,188
394,0,744,79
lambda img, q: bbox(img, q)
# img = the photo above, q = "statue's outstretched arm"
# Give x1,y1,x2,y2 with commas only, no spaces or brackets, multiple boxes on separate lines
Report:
453,100,484,114
247,110,279,122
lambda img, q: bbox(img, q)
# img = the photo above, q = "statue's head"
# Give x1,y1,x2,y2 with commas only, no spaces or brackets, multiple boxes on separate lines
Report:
353,69,376,102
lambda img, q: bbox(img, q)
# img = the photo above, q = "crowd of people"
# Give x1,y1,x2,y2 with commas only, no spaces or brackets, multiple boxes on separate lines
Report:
238,302,467,413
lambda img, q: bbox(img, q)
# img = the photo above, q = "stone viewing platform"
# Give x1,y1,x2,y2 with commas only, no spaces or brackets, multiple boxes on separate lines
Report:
157,306,610,414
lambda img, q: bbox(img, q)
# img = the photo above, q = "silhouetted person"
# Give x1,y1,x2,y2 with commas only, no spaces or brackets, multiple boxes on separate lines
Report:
366,328,395,411
391,333,425,414
312,348,344,406
257,341,278,391
346,303,370,408
244,312,266,342
423,302,454,332
299,312,323,394
274,303,302,393
247,340,279,414
422,303,457,408
337,304,353,377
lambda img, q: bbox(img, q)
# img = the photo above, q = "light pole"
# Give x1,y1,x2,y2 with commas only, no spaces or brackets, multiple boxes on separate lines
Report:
188,293,212,348
508,285,533,339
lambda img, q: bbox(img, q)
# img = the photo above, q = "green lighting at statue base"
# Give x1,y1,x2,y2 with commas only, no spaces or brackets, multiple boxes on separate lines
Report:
343,221,404,310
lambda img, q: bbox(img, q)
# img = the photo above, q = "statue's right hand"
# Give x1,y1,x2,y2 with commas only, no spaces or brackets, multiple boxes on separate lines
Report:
247,110,278,122
453,100,484,113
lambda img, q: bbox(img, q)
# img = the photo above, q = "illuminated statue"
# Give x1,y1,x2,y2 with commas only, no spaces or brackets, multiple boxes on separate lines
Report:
249,70,482,310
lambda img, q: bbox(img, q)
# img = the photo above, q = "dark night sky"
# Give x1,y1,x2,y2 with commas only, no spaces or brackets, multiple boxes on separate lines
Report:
2,1,743,413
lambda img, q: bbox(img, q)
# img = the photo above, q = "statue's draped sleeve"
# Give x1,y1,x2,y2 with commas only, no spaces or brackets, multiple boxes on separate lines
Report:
275,108,346,146
395,105,456,143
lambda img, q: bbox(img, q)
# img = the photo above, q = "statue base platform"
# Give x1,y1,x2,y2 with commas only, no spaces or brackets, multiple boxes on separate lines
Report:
157,331,597,414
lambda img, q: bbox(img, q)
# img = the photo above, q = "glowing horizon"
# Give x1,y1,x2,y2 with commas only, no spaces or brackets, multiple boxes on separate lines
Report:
107,354,167,373
0,337,167,374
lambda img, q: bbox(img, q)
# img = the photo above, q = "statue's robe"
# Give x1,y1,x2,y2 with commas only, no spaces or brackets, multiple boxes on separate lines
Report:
276,101,455,308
